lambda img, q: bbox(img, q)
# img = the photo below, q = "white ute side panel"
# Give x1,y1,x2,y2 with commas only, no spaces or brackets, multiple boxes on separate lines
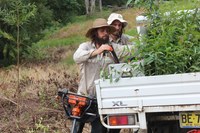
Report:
95,72,200,112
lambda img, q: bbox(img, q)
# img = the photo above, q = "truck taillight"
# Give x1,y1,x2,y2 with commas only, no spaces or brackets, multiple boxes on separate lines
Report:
187,130,200,133
108,115,136,126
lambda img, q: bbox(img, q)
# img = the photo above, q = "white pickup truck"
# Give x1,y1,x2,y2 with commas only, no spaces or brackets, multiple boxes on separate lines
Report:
95,65,200,133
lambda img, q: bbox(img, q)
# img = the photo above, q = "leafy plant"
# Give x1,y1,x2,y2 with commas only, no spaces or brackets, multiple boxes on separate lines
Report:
137,8,200,75
127,0,200,76
0,0,37,65
26,117,50,133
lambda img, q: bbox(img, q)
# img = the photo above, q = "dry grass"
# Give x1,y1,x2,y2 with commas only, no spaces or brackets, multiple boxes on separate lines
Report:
0,64,79,133
0,55,132,133
0,45,80,133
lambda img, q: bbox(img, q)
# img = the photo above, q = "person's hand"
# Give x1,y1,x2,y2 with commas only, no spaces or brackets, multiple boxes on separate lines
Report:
97,44,113,54
90,44,113,58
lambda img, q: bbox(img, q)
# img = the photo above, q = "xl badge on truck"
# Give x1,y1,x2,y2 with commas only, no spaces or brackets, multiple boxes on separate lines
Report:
112,101,127,107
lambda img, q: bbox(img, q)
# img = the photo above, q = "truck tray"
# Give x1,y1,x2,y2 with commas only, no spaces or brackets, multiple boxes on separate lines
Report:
95,72,200,113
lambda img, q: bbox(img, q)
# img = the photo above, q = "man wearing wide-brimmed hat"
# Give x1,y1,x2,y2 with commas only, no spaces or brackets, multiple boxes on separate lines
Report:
107,13,134,45
73,18,133,133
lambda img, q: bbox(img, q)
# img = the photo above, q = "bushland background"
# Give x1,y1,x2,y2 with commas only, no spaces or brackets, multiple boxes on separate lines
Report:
0,0,199,132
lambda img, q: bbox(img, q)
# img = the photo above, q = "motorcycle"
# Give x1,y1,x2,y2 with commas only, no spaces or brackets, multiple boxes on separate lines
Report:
57,88,98,133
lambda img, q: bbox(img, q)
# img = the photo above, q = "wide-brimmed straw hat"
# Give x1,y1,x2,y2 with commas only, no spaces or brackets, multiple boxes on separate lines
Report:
107,13,128,27
86,18,116,38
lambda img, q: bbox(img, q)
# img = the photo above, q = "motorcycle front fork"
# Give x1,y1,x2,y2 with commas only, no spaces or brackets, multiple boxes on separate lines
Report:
71,119,85,133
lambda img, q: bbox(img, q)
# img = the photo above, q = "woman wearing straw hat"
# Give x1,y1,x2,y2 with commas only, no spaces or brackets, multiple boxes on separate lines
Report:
73,18,133,133
107,13,134,46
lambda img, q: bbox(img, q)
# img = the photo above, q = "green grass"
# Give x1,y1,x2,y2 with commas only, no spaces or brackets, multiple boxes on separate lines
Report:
35,35,85,48
126,29,138,37
60,55,75,65
159,0,200,13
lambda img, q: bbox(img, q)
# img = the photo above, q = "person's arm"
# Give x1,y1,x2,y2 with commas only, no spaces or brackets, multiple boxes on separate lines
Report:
112,42,135,61
73,42,95,63
120,34,135,45
73,43,113,64
90,44,113,58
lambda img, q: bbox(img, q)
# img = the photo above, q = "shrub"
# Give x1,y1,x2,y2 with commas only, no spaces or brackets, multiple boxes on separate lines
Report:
137,8,200,75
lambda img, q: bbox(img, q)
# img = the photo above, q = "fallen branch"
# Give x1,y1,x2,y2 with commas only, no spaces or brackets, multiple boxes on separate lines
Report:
0,94,18,105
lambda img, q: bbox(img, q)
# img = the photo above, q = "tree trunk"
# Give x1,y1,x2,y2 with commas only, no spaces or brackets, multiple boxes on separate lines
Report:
0,20,4,60
99,0,102,12
0,46,4,60
85,0,89,14
90,0,95,14
85,0,96,15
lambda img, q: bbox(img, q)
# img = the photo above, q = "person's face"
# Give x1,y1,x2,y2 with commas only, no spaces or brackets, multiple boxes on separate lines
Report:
111,20,122,36
96,27,109,44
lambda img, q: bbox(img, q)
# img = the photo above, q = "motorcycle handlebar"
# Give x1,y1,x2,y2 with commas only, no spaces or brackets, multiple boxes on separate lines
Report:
58,88,68,97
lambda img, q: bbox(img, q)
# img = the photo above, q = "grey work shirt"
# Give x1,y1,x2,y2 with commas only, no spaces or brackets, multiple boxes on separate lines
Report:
73,41,132,97
110,34,135,45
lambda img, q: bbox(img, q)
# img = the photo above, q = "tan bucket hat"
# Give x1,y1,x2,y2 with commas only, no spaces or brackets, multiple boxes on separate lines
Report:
86,18,116,38
107,13,128,27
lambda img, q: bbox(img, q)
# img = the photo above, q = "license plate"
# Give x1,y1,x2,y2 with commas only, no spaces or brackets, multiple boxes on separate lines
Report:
180,112,200,128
